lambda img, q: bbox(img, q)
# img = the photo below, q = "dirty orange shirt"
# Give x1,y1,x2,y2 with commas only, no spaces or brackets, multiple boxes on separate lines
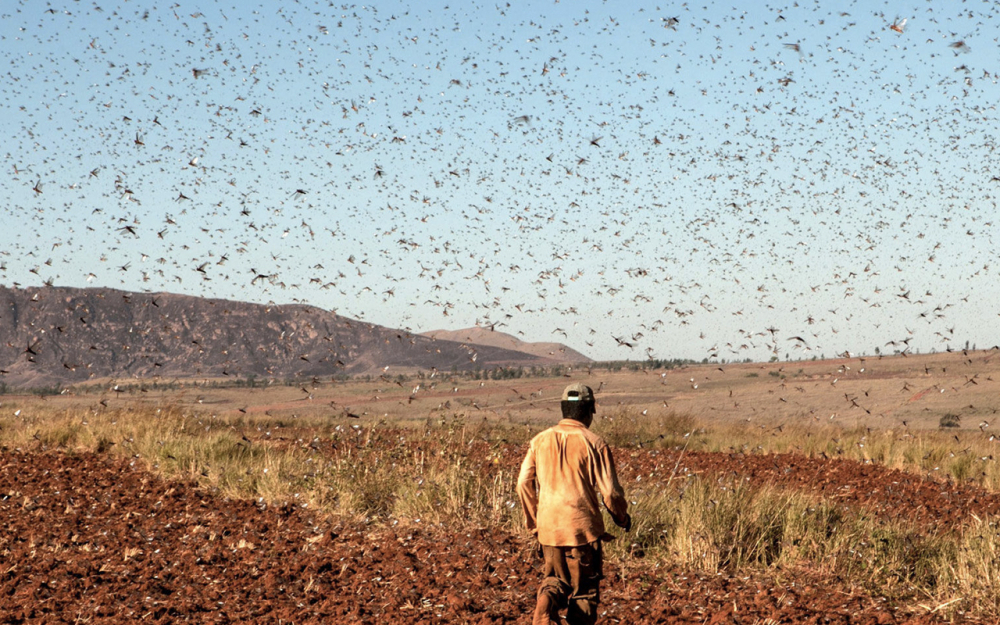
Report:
516,419,628,547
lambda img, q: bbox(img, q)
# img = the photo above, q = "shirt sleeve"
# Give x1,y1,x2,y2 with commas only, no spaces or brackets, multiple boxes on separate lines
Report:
516,443,539,535
595,445,628,524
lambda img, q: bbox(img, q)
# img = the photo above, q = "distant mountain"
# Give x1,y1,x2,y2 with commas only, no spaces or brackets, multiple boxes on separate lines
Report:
421,327,591,363
0,286,556,387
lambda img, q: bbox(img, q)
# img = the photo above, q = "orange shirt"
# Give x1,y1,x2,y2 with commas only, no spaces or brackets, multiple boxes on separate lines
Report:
516,419,628,547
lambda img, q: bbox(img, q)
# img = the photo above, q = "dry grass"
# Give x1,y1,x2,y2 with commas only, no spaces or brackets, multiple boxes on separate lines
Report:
589,404,1000,492
0,403,529,530
694,421,1000,490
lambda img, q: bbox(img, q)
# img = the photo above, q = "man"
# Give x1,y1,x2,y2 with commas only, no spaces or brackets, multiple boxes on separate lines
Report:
517,383,631,625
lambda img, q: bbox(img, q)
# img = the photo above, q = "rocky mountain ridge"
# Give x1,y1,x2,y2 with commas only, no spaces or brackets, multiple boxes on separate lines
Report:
0,286,587,387
422,326,591,363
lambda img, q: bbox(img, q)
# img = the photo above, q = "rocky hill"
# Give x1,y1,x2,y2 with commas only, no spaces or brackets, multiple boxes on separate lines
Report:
422,327,591,363
0,286,569,387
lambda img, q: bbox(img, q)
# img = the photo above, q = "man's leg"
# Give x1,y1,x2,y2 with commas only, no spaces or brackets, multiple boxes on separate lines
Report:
565,542,602,625
534,546,571,625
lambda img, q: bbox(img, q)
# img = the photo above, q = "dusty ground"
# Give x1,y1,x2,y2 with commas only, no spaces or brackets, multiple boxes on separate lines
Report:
0,448,975,624
23,348,1000,431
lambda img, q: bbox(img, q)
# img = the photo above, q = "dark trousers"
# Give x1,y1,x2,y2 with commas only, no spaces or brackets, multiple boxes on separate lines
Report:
533,541,602,625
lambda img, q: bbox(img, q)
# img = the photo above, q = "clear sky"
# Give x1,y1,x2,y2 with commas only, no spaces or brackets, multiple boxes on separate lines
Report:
2,0,998,362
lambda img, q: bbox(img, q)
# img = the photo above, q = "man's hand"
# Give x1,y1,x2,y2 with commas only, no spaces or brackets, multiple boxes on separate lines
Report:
615,513,632,533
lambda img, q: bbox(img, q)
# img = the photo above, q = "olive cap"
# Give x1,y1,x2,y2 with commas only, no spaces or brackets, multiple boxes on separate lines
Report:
562,383,594,403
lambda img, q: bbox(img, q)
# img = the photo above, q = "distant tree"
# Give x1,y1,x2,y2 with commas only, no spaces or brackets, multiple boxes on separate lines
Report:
939,413,961,428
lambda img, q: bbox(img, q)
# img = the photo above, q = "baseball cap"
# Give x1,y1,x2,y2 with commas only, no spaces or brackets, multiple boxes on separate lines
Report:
562,383,594,403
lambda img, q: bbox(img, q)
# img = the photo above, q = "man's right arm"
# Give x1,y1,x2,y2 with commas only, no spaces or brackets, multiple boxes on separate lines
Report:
516,444,539,536
595,445,630,530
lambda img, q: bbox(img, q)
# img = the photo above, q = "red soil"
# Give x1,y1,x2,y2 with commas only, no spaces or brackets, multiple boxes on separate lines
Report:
0,449,957,624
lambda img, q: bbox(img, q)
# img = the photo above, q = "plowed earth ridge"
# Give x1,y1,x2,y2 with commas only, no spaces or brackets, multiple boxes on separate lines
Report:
0,450,956,624
618,450,1000,528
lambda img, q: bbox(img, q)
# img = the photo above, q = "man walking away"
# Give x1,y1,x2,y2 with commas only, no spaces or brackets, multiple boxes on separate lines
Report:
517,383,631,625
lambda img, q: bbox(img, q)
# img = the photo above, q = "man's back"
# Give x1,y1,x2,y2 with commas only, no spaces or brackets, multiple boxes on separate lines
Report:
517,419,627,546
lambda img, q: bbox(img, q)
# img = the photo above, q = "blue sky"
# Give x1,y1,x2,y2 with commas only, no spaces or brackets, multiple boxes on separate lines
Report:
2,0,998,362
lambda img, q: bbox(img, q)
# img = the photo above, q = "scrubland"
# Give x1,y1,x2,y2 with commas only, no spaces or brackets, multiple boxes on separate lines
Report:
4,350,1000,620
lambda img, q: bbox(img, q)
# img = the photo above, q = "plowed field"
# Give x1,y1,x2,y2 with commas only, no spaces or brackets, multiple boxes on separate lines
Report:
1,448,972,624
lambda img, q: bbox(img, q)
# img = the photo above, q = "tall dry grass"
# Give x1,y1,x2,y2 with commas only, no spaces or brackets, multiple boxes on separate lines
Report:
611,475,1000,619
